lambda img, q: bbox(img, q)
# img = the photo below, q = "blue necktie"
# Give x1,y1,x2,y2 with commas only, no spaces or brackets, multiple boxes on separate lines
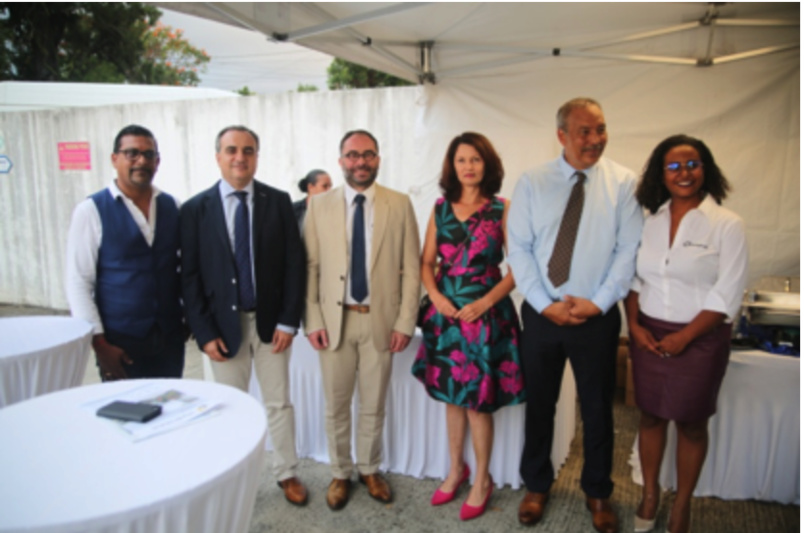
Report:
233,191,256,311
351,194,368,302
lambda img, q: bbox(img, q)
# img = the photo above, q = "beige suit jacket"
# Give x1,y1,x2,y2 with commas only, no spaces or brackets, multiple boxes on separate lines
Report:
303,184,421,351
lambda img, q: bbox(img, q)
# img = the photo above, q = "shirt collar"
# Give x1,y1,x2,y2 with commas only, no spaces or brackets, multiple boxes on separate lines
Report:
344,181,376,206
109,179,160,200
558,153,597,182
219,178,254,199
656,193,717,216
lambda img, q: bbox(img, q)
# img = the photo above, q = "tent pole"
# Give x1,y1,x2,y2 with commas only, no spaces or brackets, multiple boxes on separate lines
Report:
274,3,432,41
712,44,800,65
419,42,436,84
299,2,423,80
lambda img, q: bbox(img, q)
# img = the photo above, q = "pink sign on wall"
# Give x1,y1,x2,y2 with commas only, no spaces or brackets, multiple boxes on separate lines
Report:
58,142,91,171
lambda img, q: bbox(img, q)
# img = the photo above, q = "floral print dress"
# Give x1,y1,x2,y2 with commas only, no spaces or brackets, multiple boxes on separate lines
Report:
411,196,525,413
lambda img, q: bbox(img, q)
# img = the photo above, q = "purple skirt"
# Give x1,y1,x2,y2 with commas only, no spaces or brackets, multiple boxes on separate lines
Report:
630,313,731,422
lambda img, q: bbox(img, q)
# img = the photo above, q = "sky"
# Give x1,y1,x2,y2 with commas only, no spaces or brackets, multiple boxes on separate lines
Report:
159,8,333,94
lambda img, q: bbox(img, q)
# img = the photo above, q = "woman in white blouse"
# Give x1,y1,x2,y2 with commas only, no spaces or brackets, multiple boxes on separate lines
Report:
625,135,748,533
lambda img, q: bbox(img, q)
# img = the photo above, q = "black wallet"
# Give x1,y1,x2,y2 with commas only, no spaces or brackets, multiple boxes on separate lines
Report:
96,401,162,423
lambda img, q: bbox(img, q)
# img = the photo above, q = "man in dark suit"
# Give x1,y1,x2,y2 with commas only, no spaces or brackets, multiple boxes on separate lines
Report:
180,125,308,506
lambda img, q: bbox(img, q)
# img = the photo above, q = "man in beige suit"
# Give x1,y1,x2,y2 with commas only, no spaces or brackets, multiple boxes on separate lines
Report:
304,129,420,511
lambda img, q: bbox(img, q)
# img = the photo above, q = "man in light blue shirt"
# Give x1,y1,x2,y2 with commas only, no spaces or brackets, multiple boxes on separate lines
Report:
508,98,643,533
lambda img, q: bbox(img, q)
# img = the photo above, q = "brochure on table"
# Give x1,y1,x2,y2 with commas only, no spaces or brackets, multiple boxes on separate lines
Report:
83,382,223,442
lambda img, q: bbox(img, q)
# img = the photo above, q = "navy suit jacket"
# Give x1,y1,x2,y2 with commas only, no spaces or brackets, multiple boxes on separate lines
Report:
180,179,305,356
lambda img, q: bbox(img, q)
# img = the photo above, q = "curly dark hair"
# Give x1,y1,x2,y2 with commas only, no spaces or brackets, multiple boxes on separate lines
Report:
636,134,731,214
439,132,504,203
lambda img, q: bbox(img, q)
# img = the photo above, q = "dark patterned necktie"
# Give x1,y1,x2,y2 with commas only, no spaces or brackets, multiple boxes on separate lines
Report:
233,191,256,310
351,194,368,302
547,172,586,288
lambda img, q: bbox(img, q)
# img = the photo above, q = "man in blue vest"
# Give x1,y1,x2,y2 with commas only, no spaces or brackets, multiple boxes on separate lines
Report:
65,124,184,381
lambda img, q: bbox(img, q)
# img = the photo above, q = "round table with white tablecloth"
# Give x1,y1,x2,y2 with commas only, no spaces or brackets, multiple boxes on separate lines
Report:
0,316,93,407
0,378,267,533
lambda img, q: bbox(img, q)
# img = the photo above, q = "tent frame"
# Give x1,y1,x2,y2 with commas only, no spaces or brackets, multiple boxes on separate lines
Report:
200,2,799,83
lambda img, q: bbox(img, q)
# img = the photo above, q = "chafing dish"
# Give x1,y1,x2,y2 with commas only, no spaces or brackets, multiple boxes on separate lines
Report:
742,276,800,327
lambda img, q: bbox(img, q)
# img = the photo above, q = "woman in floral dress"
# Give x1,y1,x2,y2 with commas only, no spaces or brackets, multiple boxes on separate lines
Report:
411,132,525,521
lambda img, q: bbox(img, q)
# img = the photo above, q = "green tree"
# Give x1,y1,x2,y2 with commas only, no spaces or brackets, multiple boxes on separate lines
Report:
136,22,210,86
296,83,318,92
327,58,412,90
0,3,209,86
235,86,255,96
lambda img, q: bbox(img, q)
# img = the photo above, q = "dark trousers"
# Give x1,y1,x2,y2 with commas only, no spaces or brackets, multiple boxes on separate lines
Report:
102,325,185,380
519,302,620,498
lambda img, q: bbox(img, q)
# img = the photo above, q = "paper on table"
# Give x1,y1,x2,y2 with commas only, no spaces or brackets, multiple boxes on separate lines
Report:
83,382,223,442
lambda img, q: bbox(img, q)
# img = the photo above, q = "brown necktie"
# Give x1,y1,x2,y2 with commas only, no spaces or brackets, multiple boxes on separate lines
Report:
547,171,586,287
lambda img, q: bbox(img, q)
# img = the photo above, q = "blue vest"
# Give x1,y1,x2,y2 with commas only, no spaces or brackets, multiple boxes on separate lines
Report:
91,190,182,338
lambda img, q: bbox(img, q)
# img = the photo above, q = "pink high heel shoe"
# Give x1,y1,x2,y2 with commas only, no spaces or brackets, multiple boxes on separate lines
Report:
430,464,471,506
459,475,493,521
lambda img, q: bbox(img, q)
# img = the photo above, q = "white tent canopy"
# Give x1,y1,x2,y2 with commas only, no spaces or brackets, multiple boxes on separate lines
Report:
156,2,798,82
160,1,795,287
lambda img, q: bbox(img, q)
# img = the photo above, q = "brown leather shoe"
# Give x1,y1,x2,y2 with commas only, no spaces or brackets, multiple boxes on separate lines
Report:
326,478,352,510
359,473,393,503
277,477,308,506
586,497,619,533
518,491,549,526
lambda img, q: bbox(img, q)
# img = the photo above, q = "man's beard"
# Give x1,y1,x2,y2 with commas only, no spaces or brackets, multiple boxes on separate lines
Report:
344,165,378,188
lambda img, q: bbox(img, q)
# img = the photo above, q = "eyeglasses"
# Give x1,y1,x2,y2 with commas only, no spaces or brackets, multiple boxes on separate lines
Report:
118,148,159,161
665,160,703,173
342,150,378,162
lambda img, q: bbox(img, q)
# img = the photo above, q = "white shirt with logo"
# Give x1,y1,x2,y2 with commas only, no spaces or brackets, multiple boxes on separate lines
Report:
632,194,748,323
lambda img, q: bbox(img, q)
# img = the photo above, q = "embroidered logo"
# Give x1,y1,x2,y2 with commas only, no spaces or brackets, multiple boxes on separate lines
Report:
683,240,709,249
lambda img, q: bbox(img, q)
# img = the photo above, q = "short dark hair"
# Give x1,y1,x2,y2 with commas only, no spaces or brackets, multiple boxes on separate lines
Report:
439,132,504,203
339,129,379,154
113,125,157,153
215,125,260,152
298,169,328,193
556,97,602,131
636,134,731,214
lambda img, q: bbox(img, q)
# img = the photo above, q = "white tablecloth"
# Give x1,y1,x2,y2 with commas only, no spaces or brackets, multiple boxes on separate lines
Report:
0,379,267,533
0,316,93,407
630,349,800,504
205,333,577,489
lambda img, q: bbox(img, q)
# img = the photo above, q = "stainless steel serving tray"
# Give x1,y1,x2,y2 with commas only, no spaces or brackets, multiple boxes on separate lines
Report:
743,278,800,327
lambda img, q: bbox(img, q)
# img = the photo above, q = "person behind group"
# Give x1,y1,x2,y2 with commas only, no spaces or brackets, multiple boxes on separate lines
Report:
411,132,525,521
293,169,332,231
304,129,420,510
507,98,644,533
65,124,184,381
626,135,748,533
180,125,309,506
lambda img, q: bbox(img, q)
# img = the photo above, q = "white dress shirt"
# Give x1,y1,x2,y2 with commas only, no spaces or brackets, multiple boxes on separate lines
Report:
344,182,375,305
631,195,749,323
507,154,644,313
65,180,174,335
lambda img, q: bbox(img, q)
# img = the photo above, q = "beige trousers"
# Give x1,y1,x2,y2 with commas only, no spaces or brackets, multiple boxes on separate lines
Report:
208,312,298,481
319,310,393,479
